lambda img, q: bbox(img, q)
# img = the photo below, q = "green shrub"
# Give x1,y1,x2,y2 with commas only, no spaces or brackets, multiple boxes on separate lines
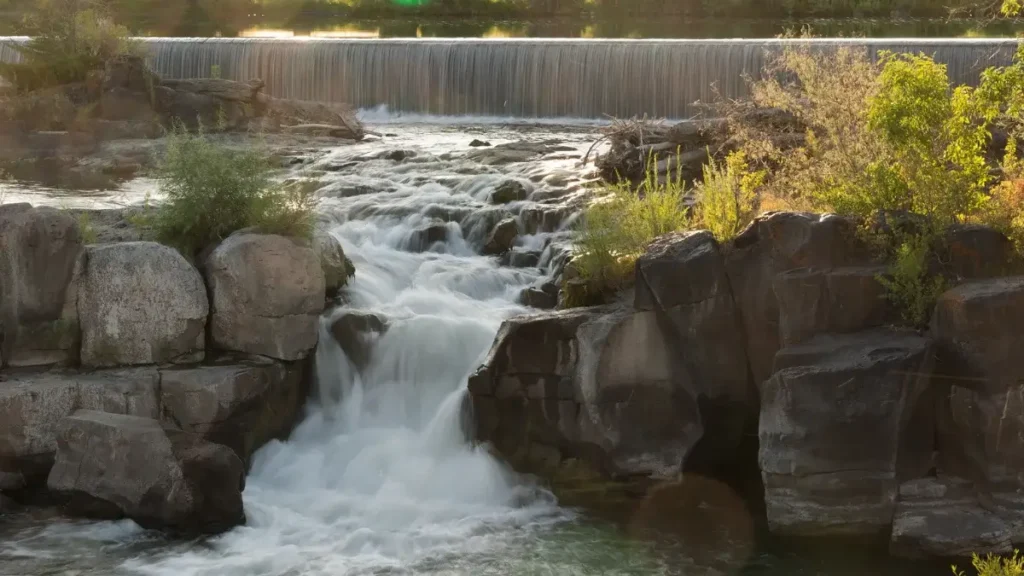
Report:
0,0,143,92
570,160,690,305
153,128,315,256
954,550,1024,576
693,150,764,242
875,231,946,327
76,212,98,244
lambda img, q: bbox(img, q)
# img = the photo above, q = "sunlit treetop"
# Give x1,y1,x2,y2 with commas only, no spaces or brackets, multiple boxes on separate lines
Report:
1004,0,1023,16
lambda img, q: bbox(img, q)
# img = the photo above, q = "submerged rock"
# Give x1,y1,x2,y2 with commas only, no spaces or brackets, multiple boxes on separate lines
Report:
78,242,207,367
205,233,326,361
48,410,245,535
329,311,388,371
490,180,529,204
483,218,518,255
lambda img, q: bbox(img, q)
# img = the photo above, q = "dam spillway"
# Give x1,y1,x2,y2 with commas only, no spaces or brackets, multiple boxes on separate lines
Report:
3,37,1021,118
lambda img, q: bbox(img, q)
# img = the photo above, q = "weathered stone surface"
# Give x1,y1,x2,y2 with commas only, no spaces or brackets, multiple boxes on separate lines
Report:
0,205,83,367
491,180,529,204
48,410,244,534
943,225,1020,280
206,233,325,361
312,228,352,296
509,249,541,269
407,222,450,252
0,368,160,489
759,330,933,536
483,218,518,255
158,358,309,467
78,242,207,367
725,212,869,385
931,277,1024,538
519,287,557,309
161,78,264,102
329,311,387,372
470,306,703,479
890,477,1012,559
101,57,160,95
634,231,754,472
774,266,891,347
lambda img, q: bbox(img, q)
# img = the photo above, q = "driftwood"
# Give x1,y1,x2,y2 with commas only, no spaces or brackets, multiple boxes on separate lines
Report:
162,78,266,103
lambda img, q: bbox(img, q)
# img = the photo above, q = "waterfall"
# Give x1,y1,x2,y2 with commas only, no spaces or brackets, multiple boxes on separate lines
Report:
140,37,1018,118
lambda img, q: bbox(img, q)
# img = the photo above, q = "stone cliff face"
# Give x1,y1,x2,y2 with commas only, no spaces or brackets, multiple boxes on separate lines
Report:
468,210,1024,559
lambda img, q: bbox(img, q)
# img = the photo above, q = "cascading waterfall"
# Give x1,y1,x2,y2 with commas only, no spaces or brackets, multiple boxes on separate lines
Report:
139,37,1018,118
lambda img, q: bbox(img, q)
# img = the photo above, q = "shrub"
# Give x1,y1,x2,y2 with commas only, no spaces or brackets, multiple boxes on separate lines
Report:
875,231,947,327
153,128,315,256
570,160,689,305
954,550,1024,576
0,0,143,92
693,150,764,242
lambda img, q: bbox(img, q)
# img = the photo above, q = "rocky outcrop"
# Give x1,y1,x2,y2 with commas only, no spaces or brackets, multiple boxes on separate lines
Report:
205,233,326,361
78,242,208,367
491,180,529,204
158,357,310,467
483,218,518,255
47,410,244,535
634,231,756,476
725,212,870,385
931,277,1024,540
773,266,892,346
890,477,1012,559
470,306,703,478
0,204,83,367
759,330,934,537
312,228,353,297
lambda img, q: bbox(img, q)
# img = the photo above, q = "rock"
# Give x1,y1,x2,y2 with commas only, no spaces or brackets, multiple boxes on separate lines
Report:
312,228,352,296
328,311,387,371
0,368,160,489
158,358,309,467
943,225,1020,280
509,250,541,268
634,231,755,471
931,277,1024,538
408,223,450,252
98,87,156,123
469,306,703,479
725,212,869,386
519,287,557,309
283,124,362,139
469,139,491,147
47,410,245,534
0,205,83,367
206,233,326,361
78,242,207,367
491,180,529,204
0,493,16,512
774,266,891,347
263,97,363,140
483,218,518,255
759,330,934,537
381,149,415,162
890,477,1012,559
101,56,160,94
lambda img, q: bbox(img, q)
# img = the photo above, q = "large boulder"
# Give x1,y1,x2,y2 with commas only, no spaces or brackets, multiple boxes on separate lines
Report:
329,311,387,372
469,306,703,479
634,231,755,475
205,233,326,361
158,357,309,467
759,330,934,537
725,212,870,386
311,228,353,296
47,410,244,534
78,242,207,367
890,477,1012,559
931,277,1024,539
483,218,518,256
773,266,892,347
0,368,160,489
0,204,83,367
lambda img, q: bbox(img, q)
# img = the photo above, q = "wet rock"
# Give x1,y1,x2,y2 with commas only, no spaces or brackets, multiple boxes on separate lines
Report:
407,223,450,252
931,277,1024,538
890,477,1012,559
725,212,870,385
483,218,518,256
774,266,891,347
381,149,415,162
760,330,934,537
283,124,362,139
518,287,557,309
470,306,703,479
0,368,160,489
78,242,207,367
48,410,245,535
0,205,83,367
491,180,529,204
329,311,388,371
0,493,16,512
205,233,326,361
469,139,491,147
509,250,541,268
312,228,353,296
158,358,309,468
635,231,754,470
